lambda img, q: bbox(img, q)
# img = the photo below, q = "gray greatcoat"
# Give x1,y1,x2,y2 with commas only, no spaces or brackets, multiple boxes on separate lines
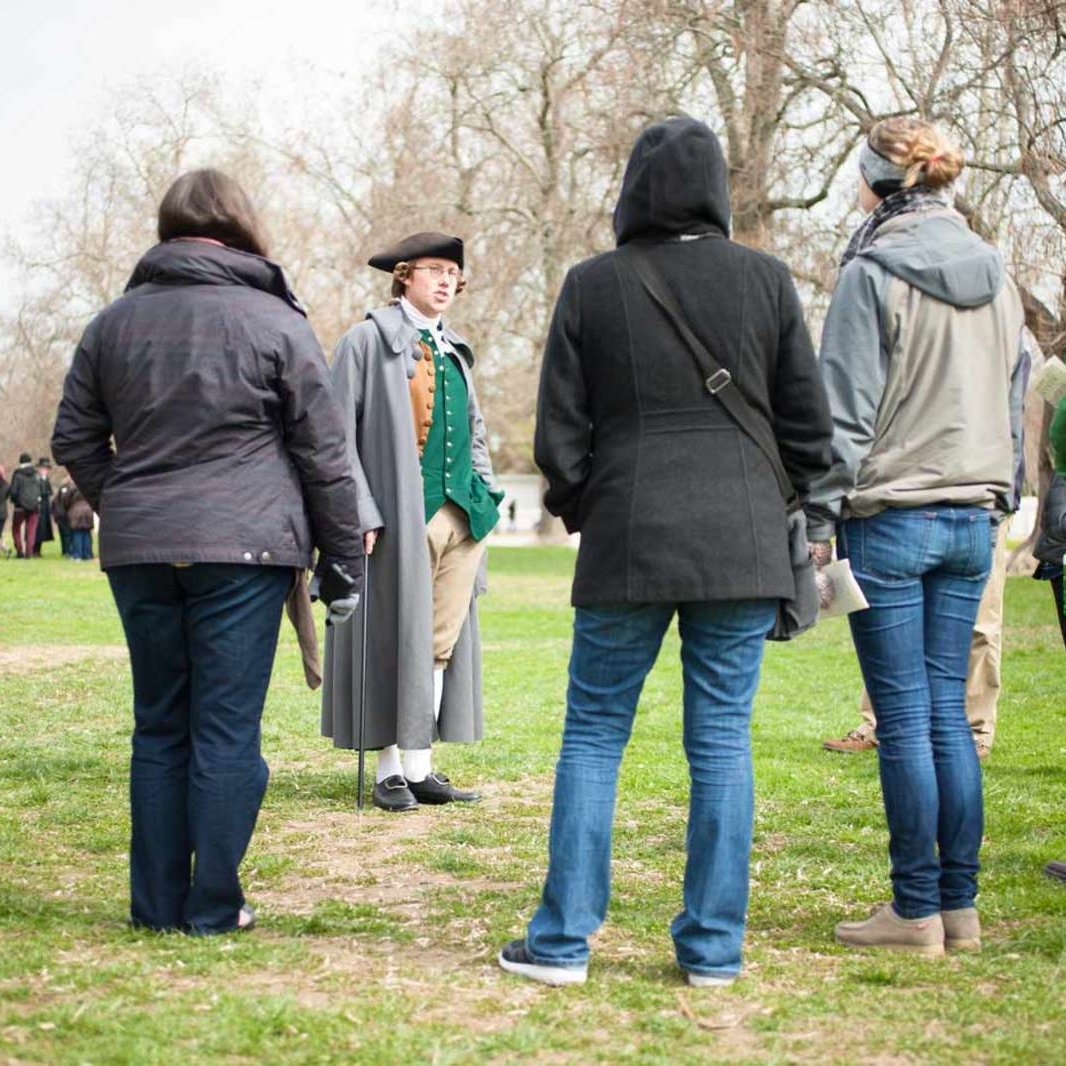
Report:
321,303,496,752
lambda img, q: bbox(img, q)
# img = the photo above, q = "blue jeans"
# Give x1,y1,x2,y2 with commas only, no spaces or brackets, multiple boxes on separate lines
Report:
108,563,292,934
526,599,776,978
70,529,92,560
838,507,993,918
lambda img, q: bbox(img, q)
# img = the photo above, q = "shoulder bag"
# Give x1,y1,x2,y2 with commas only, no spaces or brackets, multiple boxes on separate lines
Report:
621,247,818,641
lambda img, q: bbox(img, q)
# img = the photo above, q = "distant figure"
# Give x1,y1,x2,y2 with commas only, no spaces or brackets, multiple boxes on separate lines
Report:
65,483,95,561
9,453,41,558
824,530,1008,760
53,476,75,557
32,457,54,556
507,498,517,531
0,464,10,557
52,168,364,935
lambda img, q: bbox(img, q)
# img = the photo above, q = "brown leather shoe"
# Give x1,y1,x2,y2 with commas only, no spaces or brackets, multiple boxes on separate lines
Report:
823,729,877,753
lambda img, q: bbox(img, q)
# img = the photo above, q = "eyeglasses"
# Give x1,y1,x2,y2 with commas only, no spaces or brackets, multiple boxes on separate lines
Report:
410,265,462,282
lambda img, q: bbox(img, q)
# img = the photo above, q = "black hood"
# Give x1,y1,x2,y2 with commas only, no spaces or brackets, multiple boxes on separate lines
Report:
613,116,731,246
125,240,305,316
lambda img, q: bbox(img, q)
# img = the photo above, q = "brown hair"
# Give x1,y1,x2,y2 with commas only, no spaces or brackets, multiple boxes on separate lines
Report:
868,118,964,190
390,260,466,300
158,169,269,257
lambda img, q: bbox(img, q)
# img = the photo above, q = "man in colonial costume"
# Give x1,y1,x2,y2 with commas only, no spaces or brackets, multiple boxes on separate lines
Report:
322,232,502,811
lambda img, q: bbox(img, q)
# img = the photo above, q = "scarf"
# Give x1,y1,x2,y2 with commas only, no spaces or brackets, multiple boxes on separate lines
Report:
840,185,948,270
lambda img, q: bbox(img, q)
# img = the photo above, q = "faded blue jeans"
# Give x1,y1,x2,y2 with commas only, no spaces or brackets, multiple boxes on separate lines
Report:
838,506,993,918
525,599,776,979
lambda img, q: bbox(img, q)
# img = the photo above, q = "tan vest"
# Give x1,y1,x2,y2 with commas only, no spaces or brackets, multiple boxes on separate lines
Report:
408,340,437,455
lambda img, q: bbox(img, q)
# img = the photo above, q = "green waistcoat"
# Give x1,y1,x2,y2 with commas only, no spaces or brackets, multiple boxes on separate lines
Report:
419,329,502,542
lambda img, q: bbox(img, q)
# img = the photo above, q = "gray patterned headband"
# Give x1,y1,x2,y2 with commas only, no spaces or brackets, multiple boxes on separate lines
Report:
858,141,908,196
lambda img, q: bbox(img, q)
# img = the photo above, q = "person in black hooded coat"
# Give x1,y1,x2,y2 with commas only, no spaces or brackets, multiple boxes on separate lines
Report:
499,117,832,988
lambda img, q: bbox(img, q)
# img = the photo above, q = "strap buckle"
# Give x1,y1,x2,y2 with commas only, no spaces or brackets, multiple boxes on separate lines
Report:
705,369,732,395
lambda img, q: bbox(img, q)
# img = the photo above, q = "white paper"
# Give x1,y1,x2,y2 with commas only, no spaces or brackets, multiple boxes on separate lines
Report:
818,558,869,619
1033,356,1066,407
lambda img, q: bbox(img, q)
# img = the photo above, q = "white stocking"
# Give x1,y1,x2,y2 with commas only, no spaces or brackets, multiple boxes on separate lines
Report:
403,747,432,784
376,745,402,783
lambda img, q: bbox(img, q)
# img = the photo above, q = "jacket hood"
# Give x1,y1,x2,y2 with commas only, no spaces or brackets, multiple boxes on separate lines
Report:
126,240,306,316
860,210,1003,309
613,116,731,245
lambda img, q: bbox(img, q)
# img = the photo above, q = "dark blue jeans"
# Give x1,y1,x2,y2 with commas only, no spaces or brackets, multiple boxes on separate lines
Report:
107,563,292,934
838,506,993,918
526,599,776,978
70,529,92,560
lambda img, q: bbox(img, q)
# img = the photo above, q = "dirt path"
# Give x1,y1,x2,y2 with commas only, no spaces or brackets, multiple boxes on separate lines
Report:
0,645,127,673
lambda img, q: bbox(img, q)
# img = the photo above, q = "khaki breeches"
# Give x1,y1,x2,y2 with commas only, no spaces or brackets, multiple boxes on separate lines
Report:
427,501,486,667
859,520,1008,740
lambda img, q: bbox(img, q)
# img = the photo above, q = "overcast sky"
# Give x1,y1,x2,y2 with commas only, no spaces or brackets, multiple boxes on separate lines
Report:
0,0,418,255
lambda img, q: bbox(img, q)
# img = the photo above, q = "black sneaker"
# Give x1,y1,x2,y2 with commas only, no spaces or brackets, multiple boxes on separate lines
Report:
1045,860,1066,884
407,771,480,805
372,775,419,812
498,939,587,985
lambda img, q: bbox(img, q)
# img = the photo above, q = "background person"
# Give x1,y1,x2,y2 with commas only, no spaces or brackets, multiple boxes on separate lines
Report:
32,458,54,557
499,116,832,987
1039,400,1066,884
323,232,502,812
0,464,9,556
51,168,364,935
9,452,41,558
65,483,95,561
824,527,1008,759
805,117,1027,955
53,475,74,557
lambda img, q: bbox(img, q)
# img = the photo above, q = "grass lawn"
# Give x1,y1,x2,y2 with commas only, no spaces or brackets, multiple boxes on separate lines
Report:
0,545,1064,1064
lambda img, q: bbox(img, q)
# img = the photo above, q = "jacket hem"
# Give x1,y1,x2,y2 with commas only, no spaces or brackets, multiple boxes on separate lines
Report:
100,548,311,570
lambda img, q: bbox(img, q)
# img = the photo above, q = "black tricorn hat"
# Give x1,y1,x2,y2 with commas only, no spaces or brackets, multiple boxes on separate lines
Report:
368,231,463,272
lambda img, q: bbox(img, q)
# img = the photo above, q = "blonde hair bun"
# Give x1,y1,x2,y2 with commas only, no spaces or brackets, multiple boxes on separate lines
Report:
868,117,964,190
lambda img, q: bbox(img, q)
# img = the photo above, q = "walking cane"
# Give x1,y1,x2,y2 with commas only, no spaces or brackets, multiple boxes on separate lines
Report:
356,552,370,811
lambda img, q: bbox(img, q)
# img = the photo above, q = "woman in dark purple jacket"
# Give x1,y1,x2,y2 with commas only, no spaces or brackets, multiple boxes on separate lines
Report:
52,170,363,935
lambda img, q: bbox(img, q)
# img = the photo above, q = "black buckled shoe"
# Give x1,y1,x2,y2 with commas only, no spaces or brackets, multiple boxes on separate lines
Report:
372,774,419,812
407,771,480,805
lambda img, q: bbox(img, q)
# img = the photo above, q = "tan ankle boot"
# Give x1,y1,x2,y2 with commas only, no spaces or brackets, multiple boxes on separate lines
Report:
835,903,945,955
941,907,980,951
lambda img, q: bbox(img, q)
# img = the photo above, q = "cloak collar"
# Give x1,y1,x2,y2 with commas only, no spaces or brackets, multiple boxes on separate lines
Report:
366,303,475,366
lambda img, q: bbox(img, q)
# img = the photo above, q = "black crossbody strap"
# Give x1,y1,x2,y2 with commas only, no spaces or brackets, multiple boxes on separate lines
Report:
622,247,797,507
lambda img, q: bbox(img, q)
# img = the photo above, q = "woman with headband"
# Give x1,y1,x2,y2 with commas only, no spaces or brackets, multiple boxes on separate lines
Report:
805,118,1028,954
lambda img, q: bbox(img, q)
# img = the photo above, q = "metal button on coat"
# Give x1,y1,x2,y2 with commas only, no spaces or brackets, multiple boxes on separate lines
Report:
242,551,253,561
260,551,272,563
